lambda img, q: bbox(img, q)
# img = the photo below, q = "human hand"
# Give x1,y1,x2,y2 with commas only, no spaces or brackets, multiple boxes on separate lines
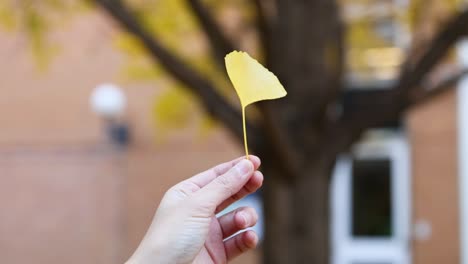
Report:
127,156,263,264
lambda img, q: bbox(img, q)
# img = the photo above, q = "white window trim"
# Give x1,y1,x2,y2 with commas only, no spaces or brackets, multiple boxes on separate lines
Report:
331,134,411,264
457,38,468,264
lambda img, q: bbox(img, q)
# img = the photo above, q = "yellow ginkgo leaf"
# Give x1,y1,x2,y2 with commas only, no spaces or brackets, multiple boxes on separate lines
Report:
225,50,287,158
225,51,287,107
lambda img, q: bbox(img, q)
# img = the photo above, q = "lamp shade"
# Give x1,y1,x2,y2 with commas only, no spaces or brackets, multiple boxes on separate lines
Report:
90,83,127,118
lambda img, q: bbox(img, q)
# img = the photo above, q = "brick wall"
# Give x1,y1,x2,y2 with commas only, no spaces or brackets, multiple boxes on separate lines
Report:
407,90,460,264
0,11,258,264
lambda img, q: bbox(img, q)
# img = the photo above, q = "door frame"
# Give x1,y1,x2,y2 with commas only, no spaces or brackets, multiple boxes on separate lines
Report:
331,133,411,264
457,38,468,264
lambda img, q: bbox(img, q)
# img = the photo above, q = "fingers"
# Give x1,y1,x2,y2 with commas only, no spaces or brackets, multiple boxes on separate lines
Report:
194,159,254,209
216,171,263,213
218,206,258,239
224,230,258,261
185,155,261,190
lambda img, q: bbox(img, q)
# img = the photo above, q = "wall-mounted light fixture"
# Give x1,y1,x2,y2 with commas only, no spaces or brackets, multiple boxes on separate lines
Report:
90,83,130,148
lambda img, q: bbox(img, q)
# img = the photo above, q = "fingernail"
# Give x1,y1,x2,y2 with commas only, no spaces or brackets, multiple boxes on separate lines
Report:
236,160,253,176
238,211,248,227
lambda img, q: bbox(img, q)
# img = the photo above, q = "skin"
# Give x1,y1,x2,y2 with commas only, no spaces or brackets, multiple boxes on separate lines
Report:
127,156,264,264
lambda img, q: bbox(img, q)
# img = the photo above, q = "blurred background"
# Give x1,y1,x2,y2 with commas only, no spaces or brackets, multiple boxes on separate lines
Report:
1,0,468,263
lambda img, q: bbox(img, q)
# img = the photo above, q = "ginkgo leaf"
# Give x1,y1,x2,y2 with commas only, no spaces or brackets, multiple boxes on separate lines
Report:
225,50,287,158
225,51,287,107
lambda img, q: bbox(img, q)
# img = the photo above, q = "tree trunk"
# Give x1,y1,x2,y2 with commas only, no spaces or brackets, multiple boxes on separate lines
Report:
262,167,294,264
262,158,335,264
291,162,333,264
261,0,340,262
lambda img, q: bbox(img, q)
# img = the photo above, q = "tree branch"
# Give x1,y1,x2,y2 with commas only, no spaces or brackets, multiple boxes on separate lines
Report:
394,9,468,106
326,69,468,159
186,0,236,69
93,0,259,144
410,68,468,107
253,0,273,66
319,17,345,125
350,9,468,131
257,103,302,182
321,9,468,161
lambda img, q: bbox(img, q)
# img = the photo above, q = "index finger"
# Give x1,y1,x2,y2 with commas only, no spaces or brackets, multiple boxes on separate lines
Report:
186,155,261,189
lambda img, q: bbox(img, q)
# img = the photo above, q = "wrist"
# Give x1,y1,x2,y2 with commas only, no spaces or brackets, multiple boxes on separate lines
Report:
126,237,173,264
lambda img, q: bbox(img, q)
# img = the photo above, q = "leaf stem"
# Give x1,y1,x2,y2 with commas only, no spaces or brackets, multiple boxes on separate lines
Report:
242,107,249,159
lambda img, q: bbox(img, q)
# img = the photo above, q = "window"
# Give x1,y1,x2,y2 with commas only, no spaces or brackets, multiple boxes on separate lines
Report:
331,134,410,264
352,159,392,237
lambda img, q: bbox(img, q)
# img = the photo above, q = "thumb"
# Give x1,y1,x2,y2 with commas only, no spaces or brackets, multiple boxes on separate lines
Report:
195,159,254,209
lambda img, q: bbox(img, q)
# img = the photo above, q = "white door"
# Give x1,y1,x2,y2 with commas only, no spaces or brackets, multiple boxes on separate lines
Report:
331,134,411,264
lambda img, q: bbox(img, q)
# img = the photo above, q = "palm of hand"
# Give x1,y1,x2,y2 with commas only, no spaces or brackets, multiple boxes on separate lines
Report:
193,217,227,264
